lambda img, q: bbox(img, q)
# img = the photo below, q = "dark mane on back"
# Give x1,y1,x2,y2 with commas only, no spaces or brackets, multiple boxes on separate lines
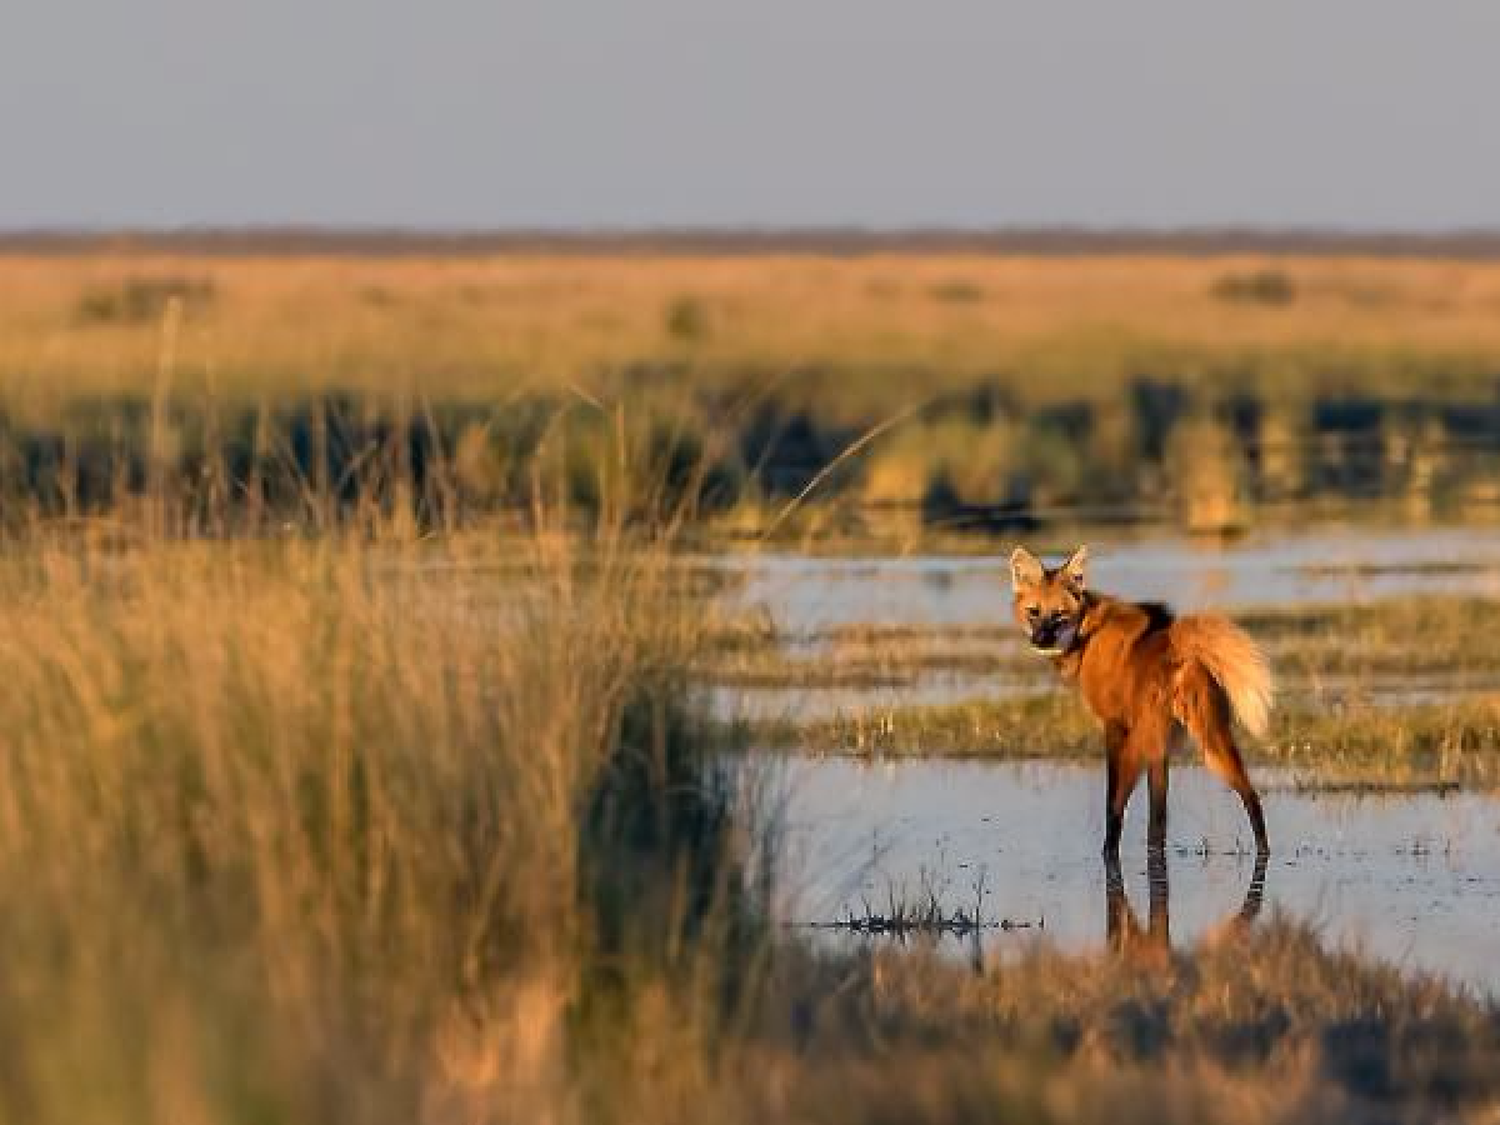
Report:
1081,592,1175,637
1136,601,1175,634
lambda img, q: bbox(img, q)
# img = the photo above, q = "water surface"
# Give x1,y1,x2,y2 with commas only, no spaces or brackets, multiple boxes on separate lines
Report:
730,526,1500,632
768,755,1500,996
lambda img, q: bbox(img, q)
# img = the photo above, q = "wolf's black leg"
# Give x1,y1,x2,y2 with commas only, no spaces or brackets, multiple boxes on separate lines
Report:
1102,723,1129,857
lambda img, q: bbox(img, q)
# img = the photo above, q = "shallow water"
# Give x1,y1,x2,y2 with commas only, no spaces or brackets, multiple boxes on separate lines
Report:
767,755,1500,996
729,526,1500,632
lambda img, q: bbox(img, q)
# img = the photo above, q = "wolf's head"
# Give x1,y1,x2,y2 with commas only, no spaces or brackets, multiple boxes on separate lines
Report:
1009,545,1089,656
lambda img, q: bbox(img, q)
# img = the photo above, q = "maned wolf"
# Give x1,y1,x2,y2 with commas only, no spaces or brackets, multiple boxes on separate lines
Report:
1010,545,1272,857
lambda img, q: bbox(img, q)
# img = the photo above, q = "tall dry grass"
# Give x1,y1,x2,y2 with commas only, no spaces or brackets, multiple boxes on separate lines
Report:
0,521,757,1124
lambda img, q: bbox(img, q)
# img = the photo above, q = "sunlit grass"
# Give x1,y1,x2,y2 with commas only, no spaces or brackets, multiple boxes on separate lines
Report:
721,922,1500,1124
747,692,1500,786
6,252,1500,419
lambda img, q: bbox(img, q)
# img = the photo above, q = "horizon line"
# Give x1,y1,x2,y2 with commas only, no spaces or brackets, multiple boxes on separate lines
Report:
9,223,1500,259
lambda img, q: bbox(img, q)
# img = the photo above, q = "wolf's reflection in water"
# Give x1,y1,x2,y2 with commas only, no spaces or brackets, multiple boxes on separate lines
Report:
777,757,1500,993
1104,852,1269,967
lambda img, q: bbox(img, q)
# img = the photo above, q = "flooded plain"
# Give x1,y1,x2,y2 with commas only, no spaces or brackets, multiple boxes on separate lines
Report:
767,757,1500,996
714,525,1500,996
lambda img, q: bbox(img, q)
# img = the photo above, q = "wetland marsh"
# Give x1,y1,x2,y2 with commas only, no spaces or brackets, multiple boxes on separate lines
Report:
697,524,1500,1009
6,241,1500,1121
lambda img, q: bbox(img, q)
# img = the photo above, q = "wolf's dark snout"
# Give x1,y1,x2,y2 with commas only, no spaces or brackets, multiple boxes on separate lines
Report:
1032,620,1078,653
1030,609,1076,650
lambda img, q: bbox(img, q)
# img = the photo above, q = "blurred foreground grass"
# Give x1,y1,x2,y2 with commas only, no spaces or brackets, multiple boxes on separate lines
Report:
0,524,758,1122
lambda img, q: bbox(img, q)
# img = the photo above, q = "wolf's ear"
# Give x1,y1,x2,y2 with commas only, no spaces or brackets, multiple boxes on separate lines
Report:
1010,546,1045,590
1061,545,1089,590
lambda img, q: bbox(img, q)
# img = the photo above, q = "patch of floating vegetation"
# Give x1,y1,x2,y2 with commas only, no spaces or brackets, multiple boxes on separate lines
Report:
725,693,1500,787
802,870,1041,941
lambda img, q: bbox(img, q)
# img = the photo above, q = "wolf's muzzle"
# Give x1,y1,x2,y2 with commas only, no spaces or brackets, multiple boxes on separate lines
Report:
1030,621,1079,656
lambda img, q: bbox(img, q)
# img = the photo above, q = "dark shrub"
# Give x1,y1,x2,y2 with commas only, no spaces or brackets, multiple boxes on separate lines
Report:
1210,269,1296,307
75,276,217,324
664,295,710,342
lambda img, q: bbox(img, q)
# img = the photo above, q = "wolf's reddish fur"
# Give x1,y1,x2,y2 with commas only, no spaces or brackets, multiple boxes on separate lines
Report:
1010,545,1272,856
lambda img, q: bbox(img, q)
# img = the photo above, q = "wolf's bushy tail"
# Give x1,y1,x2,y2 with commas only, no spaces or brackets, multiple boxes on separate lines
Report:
1171,615,1273,737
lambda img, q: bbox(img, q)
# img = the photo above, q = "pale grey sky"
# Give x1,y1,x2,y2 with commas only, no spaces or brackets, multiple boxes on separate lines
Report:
5,0,1499,230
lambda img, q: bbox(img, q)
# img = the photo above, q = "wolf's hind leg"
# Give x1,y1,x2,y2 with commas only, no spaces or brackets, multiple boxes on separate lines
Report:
1202,732,1268,855
1178,666,1270,854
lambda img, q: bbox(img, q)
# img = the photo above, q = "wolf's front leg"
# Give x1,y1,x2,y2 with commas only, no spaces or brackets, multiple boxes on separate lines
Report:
1147,756,1170,852
1102,721,1132,857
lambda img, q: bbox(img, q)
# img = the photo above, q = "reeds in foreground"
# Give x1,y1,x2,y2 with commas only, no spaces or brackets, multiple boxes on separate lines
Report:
0,522,756,1124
